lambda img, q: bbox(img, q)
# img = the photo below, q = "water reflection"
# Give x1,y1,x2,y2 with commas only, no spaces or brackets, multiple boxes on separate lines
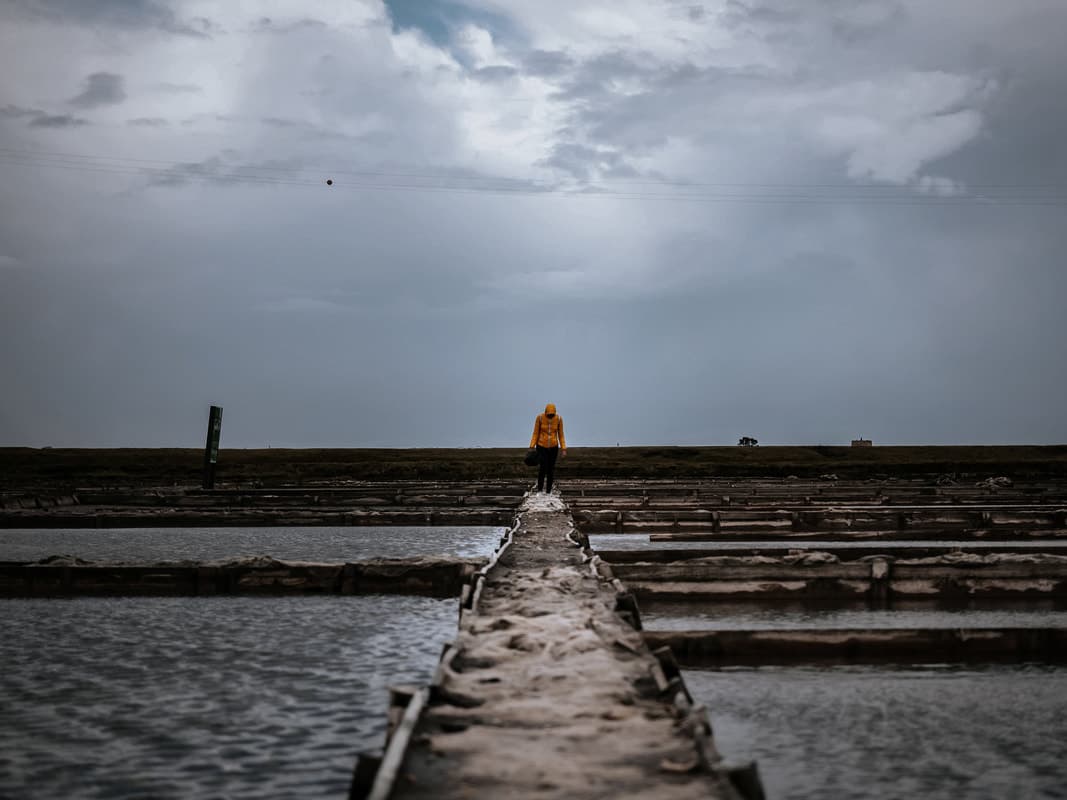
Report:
590,534,1066,551
687,664,1067,800
0,595,456,799
0,526,505,563
642,602,1067,630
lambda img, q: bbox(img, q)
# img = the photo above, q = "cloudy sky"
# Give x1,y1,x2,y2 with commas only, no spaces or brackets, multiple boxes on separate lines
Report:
1,0,1065,448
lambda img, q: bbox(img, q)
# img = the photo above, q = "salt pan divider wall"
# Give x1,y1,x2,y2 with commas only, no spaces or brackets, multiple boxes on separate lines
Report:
582,541,764,796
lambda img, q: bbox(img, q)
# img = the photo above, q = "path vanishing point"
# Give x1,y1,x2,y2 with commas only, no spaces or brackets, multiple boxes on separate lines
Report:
353,490,756,800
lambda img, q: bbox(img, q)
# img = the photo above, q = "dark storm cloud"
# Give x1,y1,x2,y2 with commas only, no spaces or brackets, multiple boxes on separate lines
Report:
2,103,88,128
258,116,383,144
252,16,328,34
721,0,804,29
0,104,44,119
472,65,518,82
538,143,630,181
522,50,574,77
28,113,89,128
564,65,710,145
719,0,910,62
830,9,907,44
552,51,651,102
935,48,1067,189
723,0,906,41
69,72,126,108
145,152,328,189
178,113,236,128
145,156,226,187
546,57,779,167
541,55,677,179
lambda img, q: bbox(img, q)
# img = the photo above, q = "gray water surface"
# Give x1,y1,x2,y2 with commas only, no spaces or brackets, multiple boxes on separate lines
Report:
687,665,1067,800
0,595,457,799
642,603,1067,630
0,525,504,563
590,534,1066,551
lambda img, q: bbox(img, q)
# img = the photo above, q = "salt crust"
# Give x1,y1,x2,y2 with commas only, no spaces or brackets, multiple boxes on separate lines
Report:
519,490,567,513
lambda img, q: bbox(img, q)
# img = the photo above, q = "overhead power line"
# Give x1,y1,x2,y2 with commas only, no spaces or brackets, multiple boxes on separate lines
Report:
4,145,1065,190
0,146,1065,208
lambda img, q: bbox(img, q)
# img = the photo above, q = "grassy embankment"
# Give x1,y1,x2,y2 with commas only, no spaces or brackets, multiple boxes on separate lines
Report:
2,446,1067,489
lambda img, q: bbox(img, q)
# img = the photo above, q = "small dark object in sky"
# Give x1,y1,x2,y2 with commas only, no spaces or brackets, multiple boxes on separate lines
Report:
326,179,333,186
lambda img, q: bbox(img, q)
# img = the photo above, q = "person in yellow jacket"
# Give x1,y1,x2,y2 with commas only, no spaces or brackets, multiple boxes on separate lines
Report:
530,403,567,493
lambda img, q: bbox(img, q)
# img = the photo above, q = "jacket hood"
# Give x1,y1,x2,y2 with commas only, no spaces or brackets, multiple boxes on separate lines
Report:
544,403,557,415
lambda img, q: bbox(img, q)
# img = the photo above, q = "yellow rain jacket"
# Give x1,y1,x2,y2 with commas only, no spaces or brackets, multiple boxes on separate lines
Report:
530,404,566,449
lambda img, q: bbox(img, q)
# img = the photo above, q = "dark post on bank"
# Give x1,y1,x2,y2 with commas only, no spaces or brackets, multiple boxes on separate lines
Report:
202,405,223,490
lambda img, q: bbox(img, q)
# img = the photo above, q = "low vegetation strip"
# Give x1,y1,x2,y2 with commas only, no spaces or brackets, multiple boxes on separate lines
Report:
4,445,1067,488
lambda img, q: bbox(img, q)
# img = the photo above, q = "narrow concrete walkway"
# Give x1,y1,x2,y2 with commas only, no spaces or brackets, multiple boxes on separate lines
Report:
389,492,736,799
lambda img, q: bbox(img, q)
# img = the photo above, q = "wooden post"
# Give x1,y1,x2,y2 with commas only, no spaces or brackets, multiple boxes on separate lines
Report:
869,557,892,610
202,405,223,490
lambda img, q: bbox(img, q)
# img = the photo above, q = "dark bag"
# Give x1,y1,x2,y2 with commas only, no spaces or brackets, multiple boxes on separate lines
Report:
524,448,540,466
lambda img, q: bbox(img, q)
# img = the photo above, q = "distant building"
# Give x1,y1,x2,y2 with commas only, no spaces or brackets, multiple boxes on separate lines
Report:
738,436,759,447
851,438,873,447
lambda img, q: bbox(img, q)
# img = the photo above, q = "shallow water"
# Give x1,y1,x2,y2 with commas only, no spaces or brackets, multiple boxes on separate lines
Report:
642,603,1067,630
0,526,505,563
590,534,1065,551
686,664,1067,800
0,595,457,799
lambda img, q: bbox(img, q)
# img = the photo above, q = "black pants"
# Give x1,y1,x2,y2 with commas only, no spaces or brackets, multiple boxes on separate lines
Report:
536,446,559,492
